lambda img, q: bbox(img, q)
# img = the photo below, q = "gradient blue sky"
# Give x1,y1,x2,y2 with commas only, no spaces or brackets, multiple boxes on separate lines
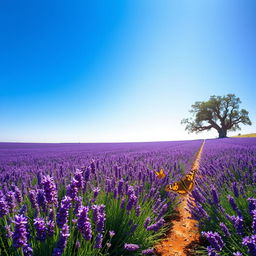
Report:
0,0,255,142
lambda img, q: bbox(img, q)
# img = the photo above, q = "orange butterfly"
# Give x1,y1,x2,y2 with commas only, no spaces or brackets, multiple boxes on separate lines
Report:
155,168,166,179
165,169,196,195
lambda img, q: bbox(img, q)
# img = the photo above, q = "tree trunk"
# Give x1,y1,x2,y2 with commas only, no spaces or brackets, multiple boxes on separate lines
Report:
218,128,227,138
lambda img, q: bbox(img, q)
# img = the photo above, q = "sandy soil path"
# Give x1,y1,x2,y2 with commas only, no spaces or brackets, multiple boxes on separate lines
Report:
155,140,205,256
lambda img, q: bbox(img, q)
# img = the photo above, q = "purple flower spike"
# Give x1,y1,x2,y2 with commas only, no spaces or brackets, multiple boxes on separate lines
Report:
6,191,16,213
207,246,220,256
248,198,256,214
251,210,256,235
201,231,224,252
23,244,33,256
242,235,256,255
0,197,9,217
47,208,55,237
74,169,84,190
92,204,106,233
146,218,165,232
34,217,47,241
11,185,23,204
118,179,124,195
230,215,244,236
56,196,71,228
42,175,57,205
144,217,151,228
126,193,137,212
37,189,47,212
124,243,140,251
136,205,141,217
142,248,154,255
77,206,92,241
94,233,103,249
29,190,40,216
211,186,220,205
227,195,241,216
53,224,70,256
219,222,230,237
232,182,239,197
12,214,29,248
66,181,78,200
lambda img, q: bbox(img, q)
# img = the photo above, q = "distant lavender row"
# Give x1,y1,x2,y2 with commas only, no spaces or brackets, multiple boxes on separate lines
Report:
0,140,202,193
189,138,256,256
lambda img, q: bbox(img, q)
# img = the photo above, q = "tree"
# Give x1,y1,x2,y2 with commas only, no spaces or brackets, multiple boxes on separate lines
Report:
181,94,252,138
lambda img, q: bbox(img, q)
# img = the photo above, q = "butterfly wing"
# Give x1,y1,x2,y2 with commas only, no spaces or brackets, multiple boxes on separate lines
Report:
165,180,188,194
155,168,166,179
166,171,195,194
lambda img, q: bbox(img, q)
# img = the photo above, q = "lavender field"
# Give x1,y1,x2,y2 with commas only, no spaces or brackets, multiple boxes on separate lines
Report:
0,138,255,255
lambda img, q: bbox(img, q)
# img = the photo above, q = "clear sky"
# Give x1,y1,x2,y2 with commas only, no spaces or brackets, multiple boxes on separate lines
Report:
0,0,255,142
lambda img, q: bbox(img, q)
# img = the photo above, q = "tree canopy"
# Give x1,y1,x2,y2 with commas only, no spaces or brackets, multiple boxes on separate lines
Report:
181,94,252,138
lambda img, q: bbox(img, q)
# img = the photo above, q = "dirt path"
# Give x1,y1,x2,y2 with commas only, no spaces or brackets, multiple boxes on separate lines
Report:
155,140,205,256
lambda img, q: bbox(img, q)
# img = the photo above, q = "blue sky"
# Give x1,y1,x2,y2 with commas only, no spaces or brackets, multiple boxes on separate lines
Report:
0,0,255,142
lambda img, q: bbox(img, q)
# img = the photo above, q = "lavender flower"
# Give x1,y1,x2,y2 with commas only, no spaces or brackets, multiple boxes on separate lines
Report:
77,206,92,240
11,185,23,204
12,214,29,248
94,233,103,249
117,179,124,195
219,222,231,237
146,218,165,232
126,193,137,212
109,230,115,238
23,244,33,256
93,187,100,198
136,205,141,217
242,235,256,255
0,197,9,217
207,246,220,256
42,175,57,205
211,186,220,205
19,204,27,215
83,167,91,182
252,209,256,234
230,215,244,236
144,217,151,228
34,217,47,241
53,224,70,256
201,231,224,251
56,196,71,228
29,190,40,216
92,204,106,233
124,243,140,251
120,198,125,209
37,189,47,212
74,169,84,190
47,208,55,237
74,196,82,215
232,182,239,197
142,248,155,255
6,191,16,213
66,181,78,200
191,188,205,204
227,195,242,216
5,225,13,238
248,198,256,214
233,252,242,256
